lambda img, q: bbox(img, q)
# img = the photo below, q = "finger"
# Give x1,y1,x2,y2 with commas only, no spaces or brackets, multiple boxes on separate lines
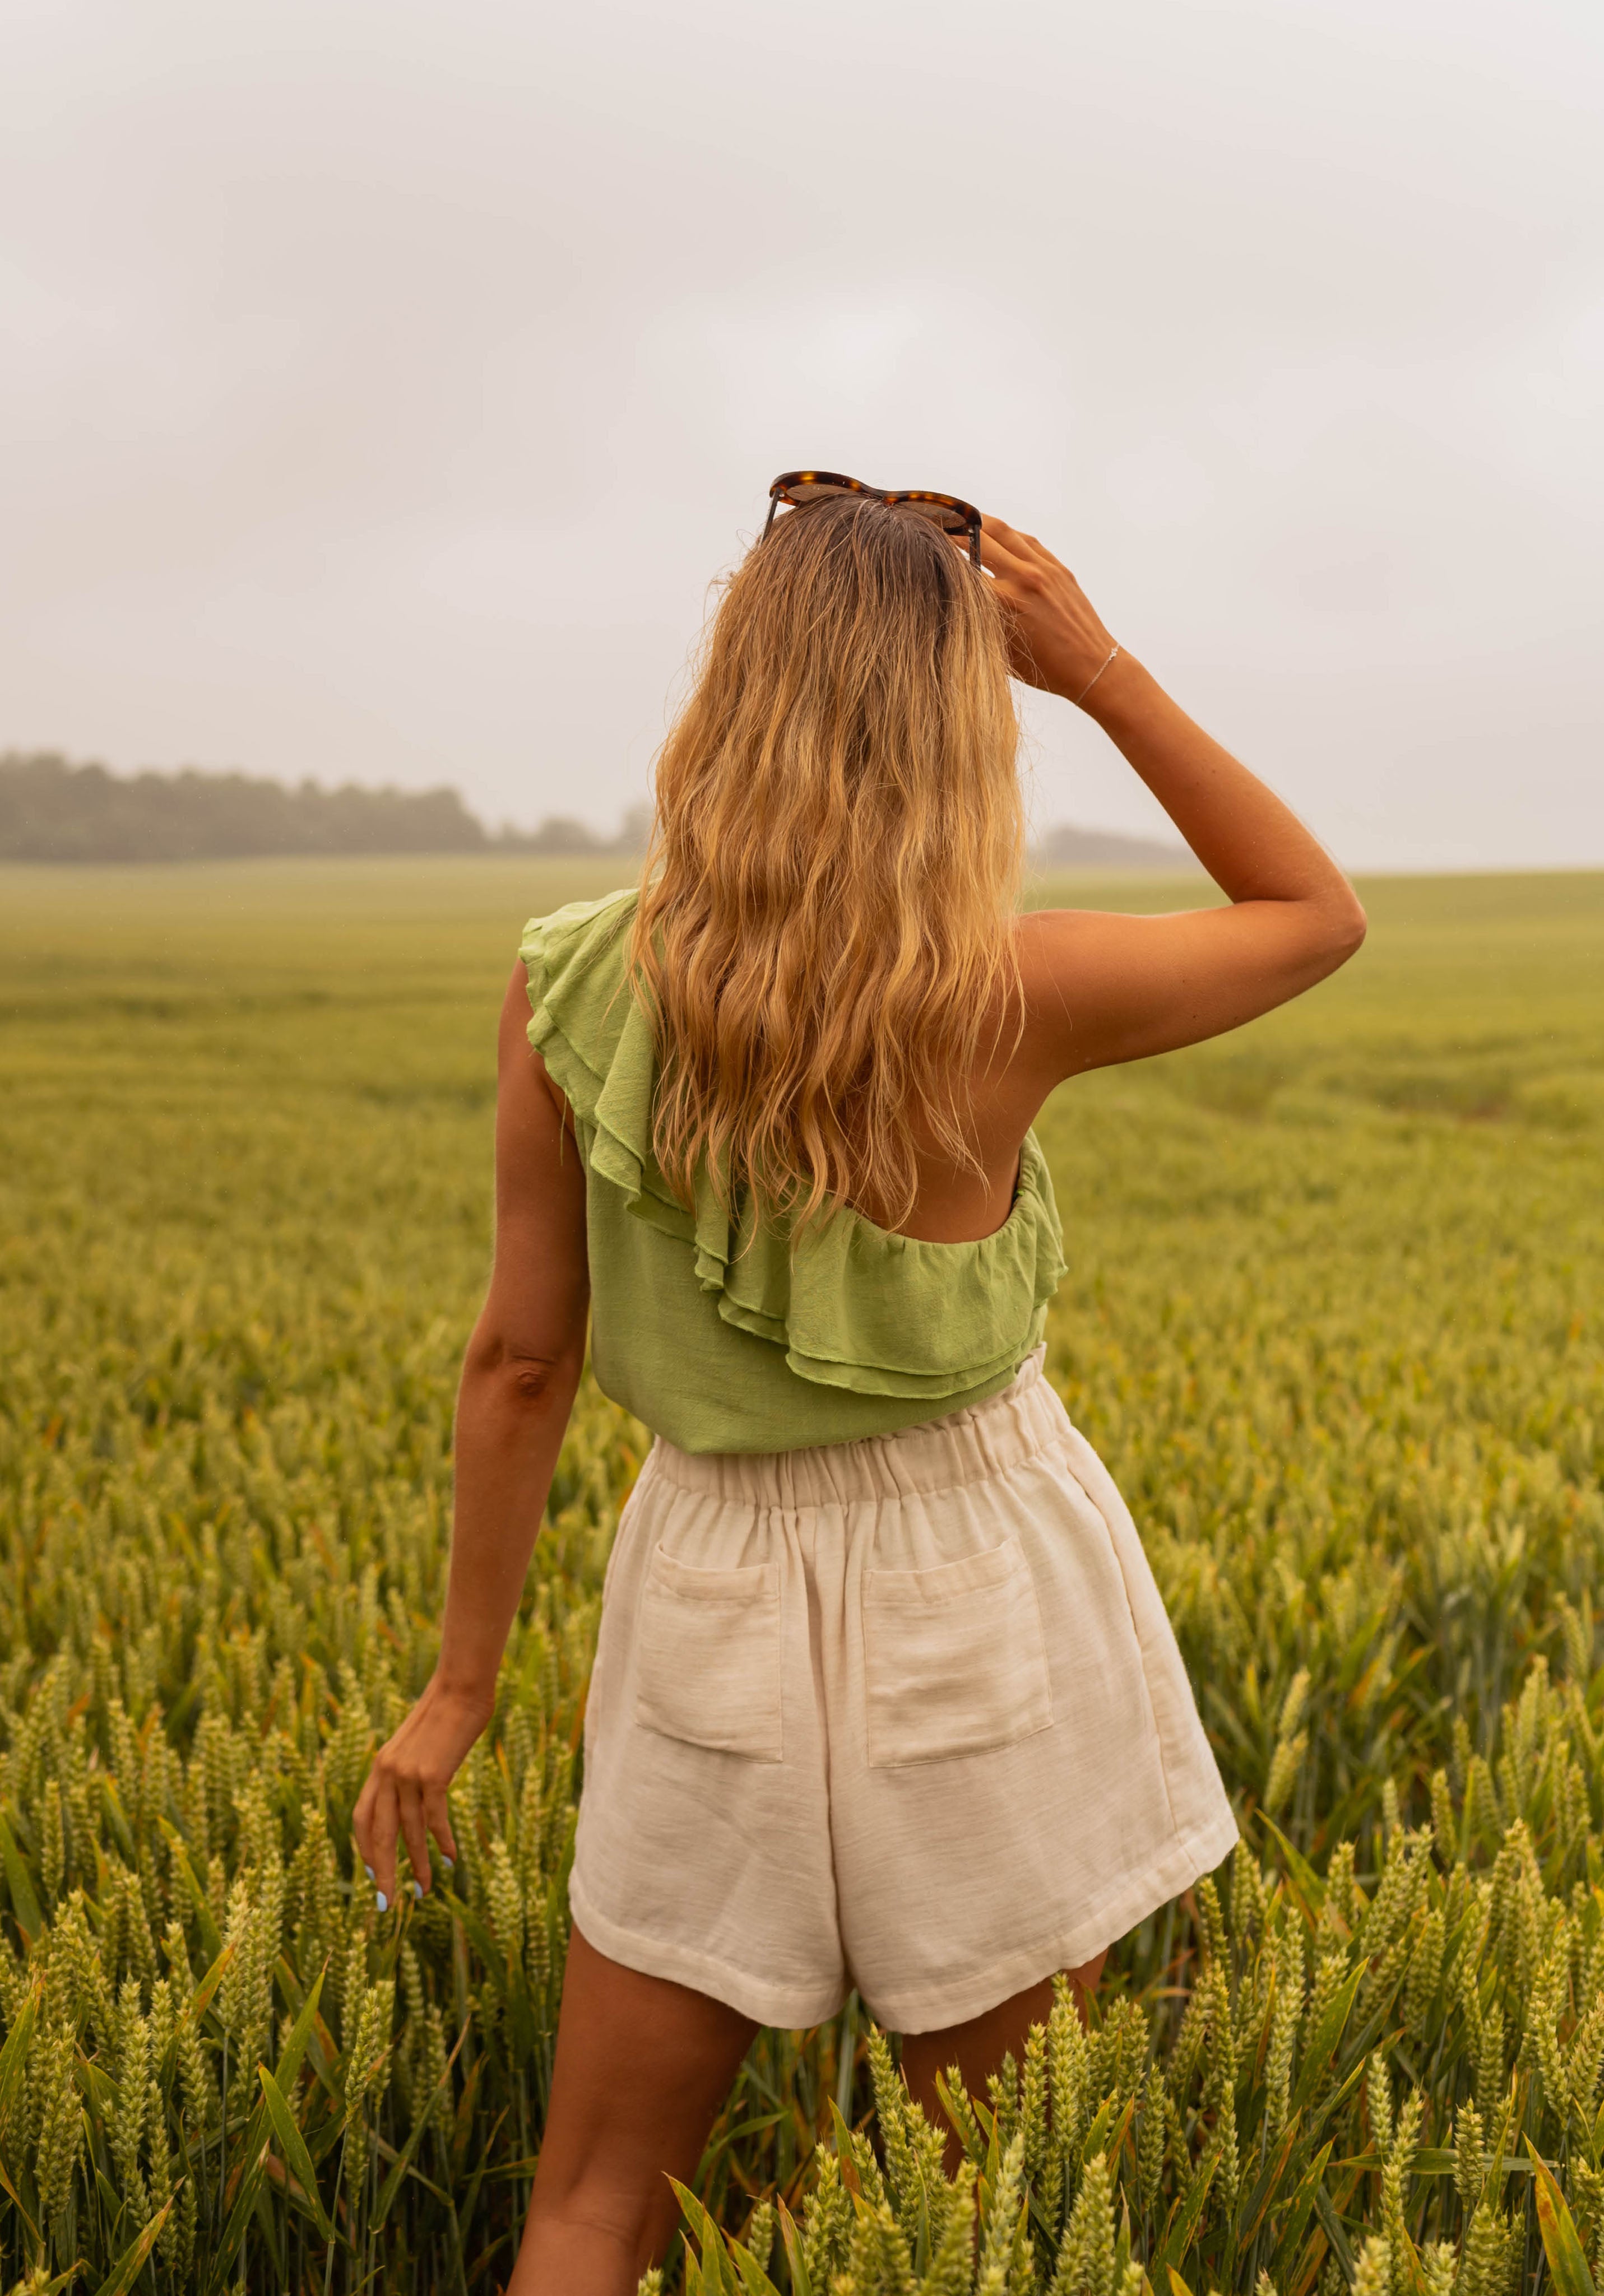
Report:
981,515,1075,587
365,1774,401,1911
973,522,1042,587
424,1786,460,1877
351,1775,378,1888
978,513,1039,563
969,527,1047,631
396,1779,433,1898
945,525,1027,598
942,522,1045,680
980,511,1056,555
940,515,1024,570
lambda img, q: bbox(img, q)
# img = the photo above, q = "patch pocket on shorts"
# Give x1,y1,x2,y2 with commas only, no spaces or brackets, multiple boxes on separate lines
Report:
634,1543,783,1761
863,1537,1053,1768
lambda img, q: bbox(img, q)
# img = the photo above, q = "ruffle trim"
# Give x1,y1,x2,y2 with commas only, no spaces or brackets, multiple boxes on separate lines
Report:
520,888,1068,1403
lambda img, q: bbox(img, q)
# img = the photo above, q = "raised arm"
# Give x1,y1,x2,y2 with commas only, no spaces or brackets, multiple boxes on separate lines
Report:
353,963,590,1907
976,517,1367,1080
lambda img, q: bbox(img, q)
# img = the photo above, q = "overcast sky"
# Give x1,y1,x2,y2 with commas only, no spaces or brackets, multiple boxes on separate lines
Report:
3,0,1601,870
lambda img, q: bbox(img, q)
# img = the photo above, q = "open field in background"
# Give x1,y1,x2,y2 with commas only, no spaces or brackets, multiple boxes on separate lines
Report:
2,859,1602,2293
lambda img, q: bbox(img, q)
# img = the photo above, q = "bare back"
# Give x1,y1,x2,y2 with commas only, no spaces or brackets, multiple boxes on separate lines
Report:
854,874,1366,1244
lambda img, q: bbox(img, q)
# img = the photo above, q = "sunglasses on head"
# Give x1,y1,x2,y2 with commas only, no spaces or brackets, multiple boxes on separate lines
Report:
762,471,983,566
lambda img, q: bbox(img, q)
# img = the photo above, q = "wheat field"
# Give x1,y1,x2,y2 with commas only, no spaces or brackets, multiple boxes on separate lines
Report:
2,858,1601,2295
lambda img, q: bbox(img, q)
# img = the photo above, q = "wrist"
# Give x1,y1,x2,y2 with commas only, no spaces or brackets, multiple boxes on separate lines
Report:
1077,647,1145,725
1037,632,1123,708
428,1665,497,1723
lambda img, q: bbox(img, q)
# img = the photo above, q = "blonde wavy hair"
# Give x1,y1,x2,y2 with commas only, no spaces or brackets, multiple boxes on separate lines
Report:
628,490,1026,1241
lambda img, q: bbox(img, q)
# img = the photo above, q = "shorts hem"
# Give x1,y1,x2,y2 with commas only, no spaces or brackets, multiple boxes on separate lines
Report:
568,1874,850,2032
863,1806,1242,2034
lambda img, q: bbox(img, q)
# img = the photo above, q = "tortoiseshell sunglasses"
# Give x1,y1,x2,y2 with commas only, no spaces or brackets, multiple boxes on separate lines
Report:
762,471,984,565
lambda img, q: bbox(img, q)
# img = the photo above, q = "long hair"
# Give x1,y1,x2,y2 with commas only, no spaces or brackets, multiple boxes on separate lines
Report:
628,489,1026,1242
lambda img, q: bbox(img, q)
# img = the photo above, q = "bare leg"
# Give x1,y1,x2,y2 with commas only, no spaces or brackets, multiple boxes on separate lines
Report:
899,1951,1108,2174
510,1923,758,2296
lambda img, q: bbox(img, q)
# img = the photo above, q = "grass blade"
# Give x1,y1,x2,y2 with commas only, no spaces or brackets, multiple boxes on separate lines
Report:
1529,2142,1598,2296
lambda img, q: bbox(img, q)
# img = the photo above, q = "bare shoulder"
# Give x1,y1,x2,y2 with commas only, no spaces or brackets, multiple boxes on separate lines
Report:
1010,906,1104,1016
980,908,1114,1104
1008,906,1130,1049
498,963,577,1136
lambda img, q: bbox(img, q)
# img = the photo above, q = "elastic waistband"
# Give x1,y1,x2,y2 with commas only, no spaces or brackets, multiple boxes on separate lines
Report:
642,1344,1066,1509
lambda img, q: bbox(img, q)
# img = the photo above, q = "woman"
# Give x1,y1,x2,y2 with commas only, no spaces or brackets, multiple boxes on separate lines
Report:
354,479,1366,2293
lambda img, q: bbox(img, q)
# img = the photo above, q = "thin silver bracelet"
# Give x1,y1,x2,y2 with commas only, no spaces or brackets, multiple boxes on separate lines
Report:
1074,643,1120,706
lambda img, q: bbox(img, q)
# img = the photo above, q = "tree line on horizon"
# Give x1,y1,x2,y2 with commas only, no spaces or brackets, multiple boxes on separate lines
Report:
0,749,1185,868
0,751,652,864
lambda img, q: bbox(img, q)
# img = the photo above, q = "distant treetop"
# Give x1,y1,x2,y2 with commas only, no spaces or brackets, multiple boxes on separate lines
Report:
0,750,1186,871
0,752,651,864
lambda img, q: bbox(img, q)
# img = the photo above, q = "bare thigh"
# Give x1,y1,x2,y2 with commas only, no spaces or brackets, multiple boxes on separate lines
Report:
899,1951,1108,2174
509,1924,757,2296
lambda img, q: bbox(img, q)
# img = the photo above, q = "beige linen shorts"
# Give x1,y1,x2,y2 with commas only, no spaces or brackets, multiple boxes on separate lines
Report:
570,1344,1239,2034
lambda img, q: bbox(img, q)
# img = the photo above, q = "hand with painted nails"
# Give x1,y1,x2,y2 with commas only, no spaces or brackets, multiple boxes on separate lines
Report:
351,1675,488,1911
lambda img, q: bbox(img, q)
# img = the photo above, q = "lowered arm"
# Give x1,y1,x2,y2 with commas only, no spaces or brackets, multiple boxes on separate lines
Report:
353,964,590,1906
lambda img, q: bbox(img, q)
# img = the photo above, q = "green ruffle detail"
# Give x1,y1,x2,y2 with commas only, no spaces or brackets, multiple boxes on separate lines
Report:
520,887,1068,1403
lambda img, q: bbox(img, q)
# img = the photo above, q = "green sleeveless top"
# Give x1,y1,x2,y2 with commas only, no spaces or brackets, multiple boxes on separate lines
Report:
519,887,1067,1455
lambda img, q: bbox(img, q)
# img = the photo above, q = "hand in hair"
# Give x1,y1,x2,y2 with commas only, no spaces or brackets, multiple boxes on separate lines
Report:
960,512,1369,1080
955,518,1119,703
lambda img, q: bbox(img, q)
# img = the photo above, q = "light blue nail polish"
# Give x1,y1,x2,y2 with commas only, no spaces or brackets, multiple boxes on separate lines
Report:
441,1855,454,1872
363,1863,374,1881
375,1889,388,1913
412,1880,423,1900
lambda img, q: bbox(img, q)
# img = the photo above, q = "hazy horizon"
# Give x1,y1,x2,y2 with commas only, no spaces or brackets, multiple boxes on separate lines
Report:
3,0,1601,873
